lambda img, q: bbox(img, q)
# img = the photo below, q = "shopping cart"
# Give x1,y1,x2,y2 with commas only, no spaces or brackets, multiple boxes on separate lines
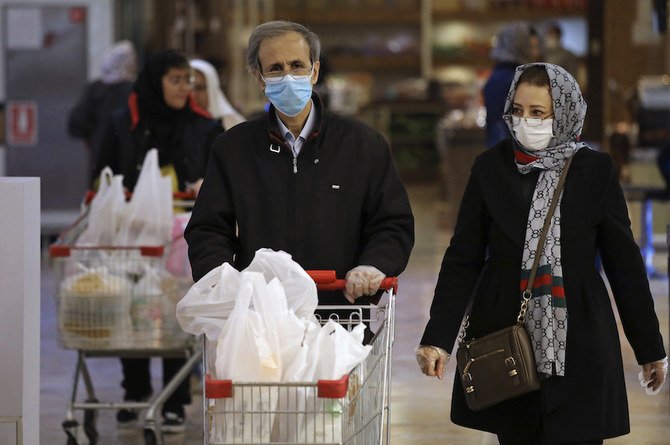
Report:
49,192,200,445
202,270,398,445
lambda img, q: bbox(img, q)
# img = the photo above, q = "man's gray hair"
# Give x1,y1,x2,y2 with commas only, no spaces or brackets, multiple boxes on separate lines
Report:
246,20,321,73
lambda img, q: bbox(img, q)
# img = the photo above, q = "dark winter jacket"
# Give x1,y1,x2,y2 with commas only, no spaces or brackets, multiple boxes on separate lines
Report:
95,93,222,191
185,94,415,301
68,80,134,182
420,140,666,443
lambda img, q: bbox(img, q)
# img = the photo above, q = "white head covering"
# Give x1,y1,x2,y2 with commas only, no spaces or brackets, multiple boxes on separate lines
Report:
100,40,137,84
190,59,245,129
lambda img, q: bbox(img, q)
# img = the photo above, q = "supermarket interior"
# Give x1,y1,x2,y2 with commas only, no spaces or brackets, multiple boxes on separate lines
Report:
0,0,669,444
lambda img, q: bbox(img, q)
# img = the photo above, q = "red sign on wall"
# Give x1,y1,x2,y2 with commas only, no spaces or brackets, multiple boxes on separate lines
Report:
69,7,86,23
7,101,38,146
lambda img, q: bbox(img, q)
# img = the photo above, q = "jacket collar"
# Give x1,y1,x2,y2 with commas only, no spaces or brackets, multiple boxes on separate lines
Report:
267,92,324,146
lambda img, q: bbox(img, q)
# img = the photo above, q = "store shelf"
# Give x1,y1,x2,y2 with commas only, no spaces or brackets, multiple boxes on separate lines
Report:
433,53,491,69
328,54,421,72
275,9,421,25
433,8,586,21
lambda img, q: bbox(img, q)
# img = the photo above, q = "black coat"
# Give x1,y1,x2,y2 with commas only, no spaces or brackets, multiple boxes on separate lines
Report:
184,95,415,302
95,96,222,191
420,140,666,442
68,80,134,182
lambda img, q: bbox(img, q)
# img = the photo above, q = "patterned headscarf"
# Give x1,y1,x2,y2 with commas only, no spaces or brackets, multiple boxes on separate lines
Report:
504,63,588,377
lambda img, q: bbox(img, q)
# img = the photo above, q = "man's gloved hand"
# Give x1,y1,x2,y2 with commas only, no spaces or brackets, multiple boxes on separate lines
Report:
639,356,668,395
343,265,385,303
415,345,450,380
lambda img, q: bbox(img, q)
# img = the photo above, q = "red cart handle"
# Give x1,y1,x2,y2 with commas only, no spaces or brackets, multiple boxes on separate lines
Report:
305,270,398,293
83,190,196,205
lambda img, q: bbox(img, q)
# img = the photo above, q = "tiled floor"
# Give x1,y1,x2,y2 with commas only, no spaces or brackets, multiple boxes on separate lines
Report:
40,183,670,444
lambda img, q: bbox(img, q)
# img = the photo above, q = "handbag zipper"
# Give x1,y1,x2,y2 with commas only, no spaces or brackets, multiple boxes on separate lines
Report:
462,348,505,375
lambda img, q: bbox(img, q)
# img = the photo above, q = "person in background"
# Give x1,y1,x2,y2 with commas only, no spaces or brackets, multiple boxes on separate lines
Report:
543,22,579,79
68,40,137,184
185,20,414,312
483,22,541,148
189,58,246,130
416,63,667,444
96,49,222,433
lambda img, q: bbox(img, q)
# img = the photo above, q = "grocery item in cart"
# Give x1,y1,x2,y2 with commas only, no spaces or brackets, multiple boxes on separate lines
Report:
130,265,180,333
59,266,133,338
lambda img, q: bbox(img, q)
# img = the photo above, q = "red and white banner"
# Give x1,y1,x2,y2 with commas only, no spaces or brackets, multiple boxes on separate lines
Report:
7,101,38,145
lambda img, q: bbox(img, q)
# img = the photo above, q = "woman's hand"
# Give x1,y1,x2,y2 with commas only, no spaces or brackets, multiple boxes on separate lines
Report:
415,345,449,380
639,356,668,395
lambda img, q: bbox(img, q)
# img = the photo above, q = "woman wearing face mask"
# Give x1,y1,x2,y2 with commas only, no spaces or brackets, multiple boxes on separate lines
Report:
415,63,667,444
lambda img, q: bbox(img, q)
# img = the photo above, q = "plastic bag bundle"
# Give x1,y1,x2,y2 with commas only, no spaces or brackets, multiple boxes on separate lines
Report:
77,167,125,246
116,148,173,246
176,249,373,443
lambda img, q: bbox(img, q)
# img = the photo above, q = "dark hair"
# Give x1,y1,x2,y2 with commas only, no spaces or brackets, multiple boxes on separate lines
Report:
547,23,563,38
517,65,550,89
246,20,321,73
158,49,190,76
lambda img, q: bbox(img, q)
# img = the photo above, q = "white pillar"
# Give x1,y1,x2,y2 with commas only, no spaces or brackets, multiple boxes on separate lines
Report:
0,178,40,445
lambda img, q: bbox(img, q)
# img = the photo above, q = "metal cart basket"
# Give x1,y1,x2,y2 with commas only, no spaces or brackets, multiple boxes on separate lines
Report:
49,202,200,445
202,271,397,445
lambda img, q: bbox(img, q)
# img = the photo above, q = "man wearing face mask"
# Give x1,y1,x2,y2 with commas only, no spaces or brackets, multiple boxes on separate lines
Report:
185,20,414,309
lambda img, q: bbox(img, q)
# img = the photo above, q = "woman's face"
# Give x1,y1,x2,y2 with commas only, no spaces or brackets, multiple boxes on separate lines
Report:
511,82,553,119
161,67,193,109
192,70,208,110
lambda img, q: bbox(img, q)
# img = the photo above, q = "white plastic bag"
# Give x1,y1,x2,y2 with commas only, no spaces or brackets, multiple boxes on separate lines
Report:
214,272,282,381
245,248,318,319
213,272,281,444
293,322,372,443
77,167,126,246
176,264,239,340
116,149,173,246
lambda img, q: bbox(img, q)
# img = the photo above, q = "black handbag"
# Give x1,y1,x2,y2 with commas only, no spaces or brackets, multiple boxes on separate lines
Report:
455,156,573,411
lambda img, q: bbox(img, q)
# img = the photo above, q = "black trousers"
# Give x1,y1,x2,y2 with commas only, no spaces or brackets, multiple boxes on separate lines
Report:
120,357,191,412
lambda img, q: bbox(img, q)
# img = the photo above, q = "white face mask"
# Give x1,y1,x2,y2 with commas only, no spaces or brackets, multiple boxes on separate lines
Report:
513,118,554,151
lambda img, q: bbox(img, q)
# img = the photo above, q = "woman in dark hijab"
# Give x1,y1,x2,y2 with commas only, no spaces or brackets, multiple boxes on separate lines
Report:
97,48,222,196
97,49,222,433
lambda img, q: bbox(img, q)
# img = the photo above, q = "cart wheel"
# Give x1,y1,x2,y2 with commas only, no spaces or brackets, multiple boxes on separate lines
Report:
62,420,79,445
143,428,157,445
